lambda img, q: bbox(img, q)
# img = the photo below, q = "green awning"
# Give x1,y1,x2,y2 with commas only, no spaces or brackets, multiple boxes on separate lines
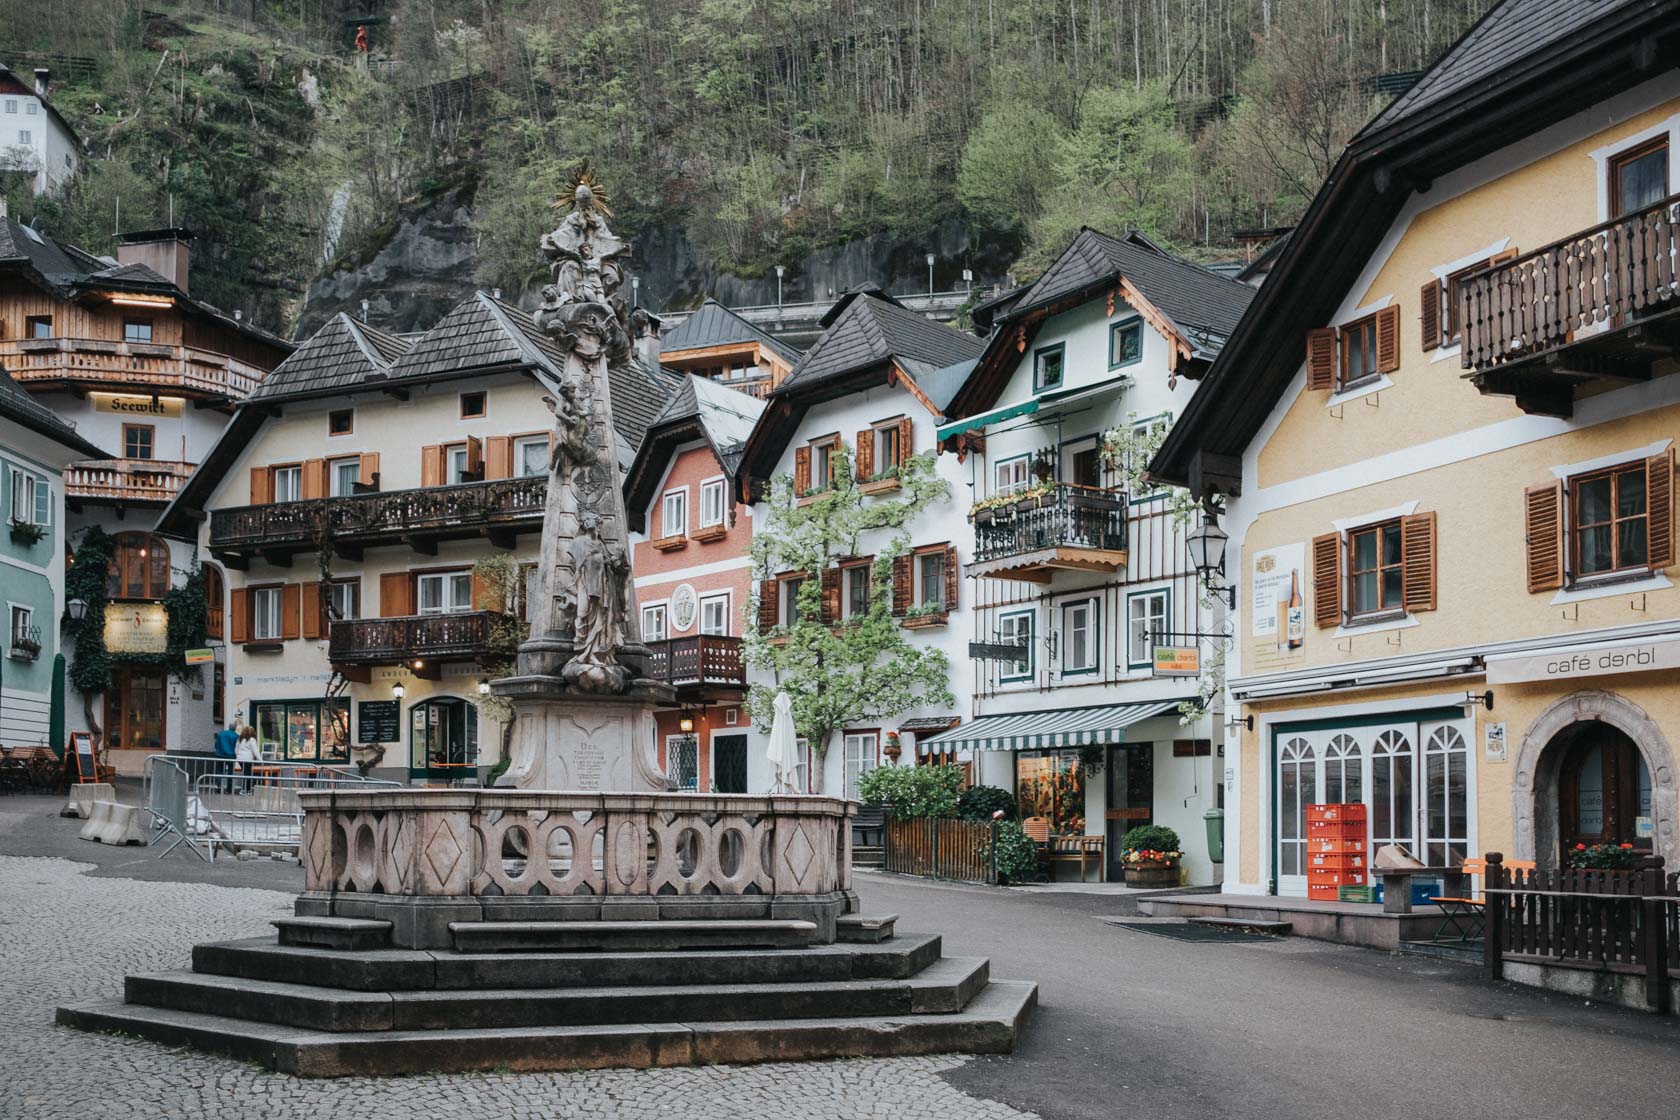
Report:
937,397,1040,441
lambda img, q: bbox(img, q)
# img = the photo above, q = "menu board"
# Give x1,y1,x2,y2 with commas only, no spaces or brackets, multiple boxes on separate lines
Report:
358,699,401,744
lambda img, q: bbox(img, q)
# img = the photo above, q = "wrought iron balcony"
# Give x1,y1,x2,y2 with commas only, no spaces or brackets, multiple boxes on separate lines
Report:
1461,193,1680,417
643,635,747,694
328,611,498,670
65,459,194,505
209,475,546,563
970,483,1129,580
0,338,268,400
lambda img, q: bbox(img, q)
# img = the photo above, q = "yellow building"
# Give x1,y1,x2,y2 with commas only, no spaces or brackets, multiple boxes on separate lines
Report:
1152,0,1680,899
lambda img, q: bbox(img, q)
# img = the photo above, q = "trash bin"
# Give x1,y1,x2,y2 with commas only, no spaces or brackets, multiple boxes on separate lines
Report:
1204,808,1225,864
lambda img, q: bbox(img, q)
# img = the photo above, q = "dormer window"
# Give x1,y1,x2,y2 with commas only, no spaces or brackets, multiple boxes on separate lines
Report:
1034,343,1065,392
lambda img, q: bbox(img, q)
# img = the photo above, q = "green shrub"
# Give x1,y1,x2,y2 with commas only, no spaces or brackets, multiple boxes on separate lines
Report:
988,821,1043,884
1120,824,1181,855
955,785,1016,822
856,764,964,819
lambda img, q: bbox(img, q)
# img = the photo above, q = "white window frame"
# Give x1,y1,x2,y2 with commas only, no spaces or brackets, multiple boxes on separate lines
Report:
416,571,473,615
272,465,302,503
3,101,14,114
251,586,283,641
997,608,1034,683
843,731,879,800
699,593,730,636
329,457,360,498
326,580,360,623
641,602,668,642
1061,597,1099,676
16,129,28,144
10,603,34,646
515,435,549,478
1126,587,1171,671
9,468,47,526
445,445,470,486
661,488,687,537
699,477,726,528
994,455,1031,496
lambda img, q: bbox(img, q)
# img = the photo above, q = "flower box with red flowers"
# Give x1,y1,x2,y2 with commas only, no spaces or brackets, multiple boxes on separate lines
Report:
1567,841,1642,870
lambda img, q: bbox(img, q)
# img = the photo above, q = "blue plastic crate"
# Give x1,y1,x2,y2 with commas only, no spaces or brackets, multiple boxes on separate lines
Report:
1371,879,1441,905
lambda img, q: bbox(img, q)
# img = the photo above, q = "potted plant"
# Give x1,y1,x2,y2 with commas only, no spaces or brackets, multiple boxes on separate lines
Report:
1120,824,1183,887
1568,842,1641,870
8,635,41,661
9,519,46,547
900,603,947,628
882,730,902,762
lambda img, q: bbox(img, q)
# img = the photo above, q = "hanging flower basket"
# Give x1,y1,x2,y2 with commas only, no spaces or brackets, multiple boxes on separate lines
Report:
9,520,46,547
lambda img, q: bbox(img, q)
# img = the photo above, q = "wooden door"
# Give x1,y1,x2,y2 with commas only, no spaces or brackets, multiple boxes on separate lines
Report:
1560,727,1653,853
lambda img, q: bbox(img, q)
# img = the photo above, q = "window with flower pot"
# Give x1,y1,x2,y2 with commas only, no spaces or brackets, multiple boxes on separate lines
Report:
699,477,726,528
842,559,871,620
916,550,945,610
994,455,1031,496
9,604,35,652
661,488,687,537
8,466,47,527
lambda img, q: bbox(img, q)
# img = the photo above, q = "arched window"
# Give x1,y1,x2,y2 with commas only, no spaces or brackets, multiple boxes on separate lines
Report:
202,562,226,639
1324,733,1364,805
1278,737,1316,878
107,532,170,600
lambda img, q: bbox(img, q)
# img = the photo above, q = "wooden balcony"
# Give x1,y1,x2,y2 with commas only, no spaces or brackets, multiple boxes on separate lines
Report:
969,483,1129,582
328,612,497,675
0,338,268,401
643,635,747,699
209,475,546,566
65,459,194,506
1461,193,1680,417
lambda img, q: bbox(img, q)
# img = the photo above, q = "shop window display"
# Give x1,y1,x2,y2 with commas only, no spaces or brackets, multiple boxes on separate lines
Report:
1015,749,1085,835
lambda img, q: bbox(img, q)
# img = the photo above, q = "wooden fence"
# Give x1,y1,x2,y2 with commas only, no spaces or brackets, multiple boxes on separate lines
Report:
1483,853,1678,1014
884,817,997,884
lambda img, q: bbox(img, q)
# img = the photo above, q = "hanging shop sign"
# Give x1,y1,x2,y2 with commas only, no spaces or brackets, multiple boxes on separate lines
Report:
93,393,184,418
104,602,169,654
1486,636,1680,685
1152,644,1201,677
183,647,215,665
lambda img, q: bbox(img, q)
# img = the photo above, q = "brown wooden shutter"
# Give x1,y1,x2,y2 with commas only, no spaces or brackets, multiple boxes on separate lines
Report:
280,583,302,640
820,567,841,622
758,579,779,633
230,588,249,643
301,458,326,500
466,436,484,478
1400,511,1437,613
300,581,323,640
358,452,380,488
1306,328,1337,391
487,437,513,480
891,554,912,615
421,445,443,487
1375,305,1401,373
943,544,959,610
1312,532,1343,628
898,416,914,463
471,570,495,611
380,571,412,617
1524,481,1564,593
794,446,811,494
1647,448,1674,570
1488,247,1519,267
249,466,272,505
1419,279,1443,351
855,429,874,481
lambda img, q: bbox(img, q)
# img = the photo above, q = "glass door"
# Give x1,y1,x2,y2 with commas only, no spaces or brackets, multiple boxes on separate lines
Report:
712,734,748,793
1106,743,1153,881
1419,720,1472,867
1276,735,1317,895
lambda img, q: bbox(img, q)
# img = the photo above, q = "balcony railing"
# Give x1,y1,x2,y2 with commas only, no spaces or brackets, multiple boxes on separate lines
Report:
1461,193,1680,373
0,338,269,399
643,635,747,689
65,459,194,504
328,611,497,665
972,483,1129,564
210,475,547,554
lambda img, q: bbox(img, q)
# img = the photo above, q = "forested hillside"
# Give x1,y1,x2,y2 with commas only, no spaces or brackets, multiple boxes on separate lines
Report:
0,0,1496,333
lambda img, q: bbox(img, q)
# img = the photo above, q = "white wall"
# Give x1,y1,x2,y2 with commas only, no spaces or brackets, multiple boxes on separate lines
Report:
38,390,231,465
0,91,77,194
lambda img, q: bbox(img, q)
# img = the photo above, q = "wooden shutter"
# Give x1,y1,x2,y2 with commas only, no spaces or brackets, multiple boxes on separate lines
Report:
230,588,249,643
421,445,443,487
380,571,412,617
301,458,326,500
358,452,380,488
471,570,496,611
1312,532,1343,628
1305,328,1337,391
943,544,959,610
1647,448,1674,570
794,446,811,494
897,416,914,463
820,568,841,622
1524,481,1564,593
758,579,779,633
854,430,874,481
1488,247,1519,267
1375,305,1401,373
280,583,302,640
484,436,512,481
300,581,323,640
1419,279,1443,351
891,554,912,615
466,436,484,478
249,466,272,505
1400,511,1437,613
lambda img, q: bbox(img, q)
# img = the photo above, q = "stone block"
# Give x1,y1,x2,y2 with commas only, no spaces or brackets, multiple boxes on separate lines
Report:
125,971,394,1033
273,916,393,951
192,939,438,993
62,783,115,818
78,800,149,846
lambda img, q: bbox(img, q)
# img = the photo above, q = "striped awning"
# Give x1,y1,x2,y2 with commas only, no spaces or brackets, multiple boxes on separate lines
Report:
916,700,1187,756
936,397,1040,441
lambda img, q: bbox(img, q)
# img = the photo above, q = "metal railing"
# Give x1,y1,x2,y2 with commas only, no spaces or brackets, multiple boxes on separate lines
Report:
328,611,498,665
971,483,1129,563
210,474,546,551
0,338,268,399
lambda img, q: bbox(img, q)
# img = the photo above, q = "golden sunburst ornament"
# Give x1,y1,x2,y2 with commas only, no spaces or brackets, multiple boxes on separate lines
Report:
553,160,614,218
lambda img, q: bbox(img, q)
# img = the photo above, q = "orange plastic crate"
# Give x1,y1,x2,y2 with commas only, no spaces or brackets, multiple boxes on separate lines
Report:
1307,867,1366,889
1306,819,1366,839
1309,852,1366,870
1307,884,1342,900
1307,836,1367,854
1305,803,1368,823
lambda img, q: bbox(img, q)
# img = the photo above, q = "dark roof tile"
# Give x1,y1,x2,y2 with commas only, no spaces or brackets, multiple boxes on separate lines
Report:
776,291,982,394
660,299,803,365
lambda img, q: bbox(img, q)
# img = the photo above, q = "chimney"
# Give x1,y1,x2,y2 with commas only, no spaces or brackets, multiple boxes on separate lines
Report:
33,69,48,98
634,310,662,368
116,228,194,294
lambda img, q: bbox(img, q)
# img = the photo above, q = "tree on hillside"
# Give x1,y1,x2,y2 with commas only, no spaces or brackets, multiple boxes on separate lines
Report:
742,447,955,795
957,100,1064,232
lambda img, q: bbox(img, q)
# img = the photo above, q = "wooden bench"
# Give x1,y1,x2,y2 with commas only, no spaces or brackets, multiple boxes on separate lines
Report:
1023,816,1106,883
1428,856,1536,942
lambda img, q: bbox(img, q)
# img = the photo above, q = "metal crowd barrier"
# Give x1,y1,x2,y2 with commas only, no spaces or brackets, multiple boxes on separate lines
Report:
145,755,397,861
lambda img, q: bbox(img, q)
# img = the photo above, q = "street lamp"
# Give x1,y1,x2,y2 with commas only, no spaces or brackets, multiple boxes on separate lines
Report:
631,275,640,309
678,715,696,734
477,678,492,696
775,264,785,309
925,253,935,298
961,268,973,295
391,681,406,700
66,597,87,626
1187,512,1237,608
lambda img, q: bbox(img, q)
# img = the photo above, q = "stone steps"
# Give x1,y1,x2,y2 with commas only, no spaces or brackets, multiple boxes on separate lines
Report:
123,955,990,1033
56,980,1038,1077
836,913,897,943
448,919,818,953
274,917,393,952
192,933,944,992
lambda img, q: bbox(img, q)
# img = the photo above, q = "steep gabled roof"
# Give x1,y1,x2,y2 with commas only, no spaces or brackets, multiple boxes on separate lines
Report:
0,363,109,459
624,374,767,530
0,217,93,286
249,313,409,402
775,290,982,396
660,299,803,366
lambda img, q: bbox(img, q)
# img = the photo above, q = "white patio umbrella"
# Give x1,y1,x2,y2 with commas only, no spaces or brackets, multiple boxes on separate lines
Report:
767,691,803,794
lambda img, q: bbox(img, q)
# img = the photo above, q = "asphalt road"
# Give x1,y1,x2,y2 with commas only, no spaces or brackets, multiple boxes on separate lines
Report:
853,871,1680,1120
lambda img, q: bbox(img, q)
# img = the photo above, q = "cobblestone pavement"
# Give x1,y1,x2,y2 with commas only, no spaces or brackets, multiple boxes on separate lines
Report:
1,856,1036,1120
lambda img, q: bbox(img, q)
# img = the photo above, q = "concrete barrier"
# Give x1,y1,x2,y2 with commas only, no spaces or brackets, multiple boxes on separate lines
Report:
62,783,116,819
79,800,150,846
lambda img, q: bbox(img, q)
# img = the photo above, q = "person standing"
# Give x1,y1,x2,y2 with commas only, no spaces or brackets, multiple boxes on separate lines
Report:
213,722,239,793
234,725,258,794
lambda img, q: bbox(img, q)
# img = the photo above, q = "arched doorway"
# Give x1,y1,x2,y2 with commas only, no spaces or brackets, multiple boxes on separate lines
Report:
1554,722,1653,854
